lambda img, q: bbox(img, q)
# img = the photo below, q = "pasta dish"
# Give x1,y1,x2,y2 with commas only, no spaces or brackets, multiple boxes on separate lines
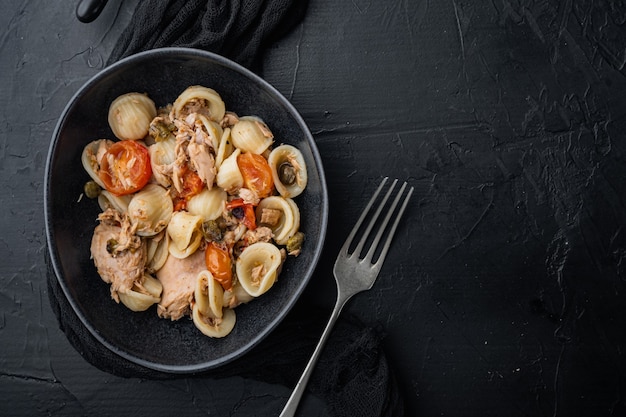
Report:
80,86,307,338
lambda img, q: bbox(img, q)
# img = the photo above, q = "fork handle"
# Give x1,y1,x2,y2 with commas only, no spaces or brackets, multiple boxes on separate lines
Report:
279,292,351,417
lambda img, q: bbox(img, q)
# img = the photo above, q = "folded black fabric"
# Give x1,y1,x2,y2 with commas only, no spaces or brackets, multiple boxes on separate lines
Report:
107,0,309,69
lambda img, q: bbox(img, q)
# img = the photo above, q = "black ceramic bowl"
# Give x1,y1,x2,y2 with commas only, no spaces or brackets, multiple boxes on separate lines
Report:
44,48,328,373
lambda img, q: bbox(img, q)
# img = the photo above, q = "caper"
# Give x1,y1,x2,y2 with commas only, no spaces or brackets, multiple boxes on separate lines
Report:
286,232,305,254
278,162,297,185
149,119,175,142
84,180,102,199
201,220,223,242
106,238,118,254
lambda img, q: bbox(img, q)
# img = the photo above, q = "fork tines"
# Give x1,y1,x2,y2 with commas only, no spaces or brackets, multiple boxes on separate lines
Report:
344,177,414,266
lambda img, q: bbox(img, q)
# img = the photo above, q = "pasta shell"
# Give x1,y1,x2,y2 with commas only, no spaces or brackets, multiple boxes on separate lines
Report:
149,137,177,187
82,139,113,188
194,270,224,319
127,184,173,237
256,196,300,245
285,198,301,239
97,190,131,214
197,114,223,152
167,211,203,258
222,282,254,309
236,242,282,297
216,148,243,192
146,231,170,273
192,305,236,338
108,92,157,140
168,234,202,259
268,145,308,198
118,274,163,312
230,117,274,154
170,85,226,123
215,127,234,169
187,187,227,221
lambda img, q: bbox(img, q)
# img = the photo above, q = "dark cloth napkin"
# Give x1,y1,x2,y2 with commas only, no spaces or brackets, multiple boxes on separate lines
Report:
47,251,403,416
48,1,405,415
106,0,309,69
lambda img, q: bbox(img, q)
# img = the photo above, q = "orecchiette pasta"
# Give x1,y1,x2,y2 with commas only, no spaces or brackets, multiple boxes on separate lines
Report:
255,196,299,245
97,190,131,214
230,116,274,154
215,128,233,169
146,231,169,273
236,242,282,297
149,136,177,188
83,86,308,339
108,92,157,141
215,148,243,192
194,270,224,319
118,274,163,312
82,139,114,189
128,184,173,237
268,144,308,198
186,187,227,221
170,85,225,122
167,211,203,258
192,304,236,338
197,114,223,152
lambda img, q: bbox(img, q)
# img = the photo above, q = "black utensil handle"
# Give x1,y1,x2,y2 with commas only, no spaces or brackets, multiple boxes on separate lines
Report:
76,0,109,23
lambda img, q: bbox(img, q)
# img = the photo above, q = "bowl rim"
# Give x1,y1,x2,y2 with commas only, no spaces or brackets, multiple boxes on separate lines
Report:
43,47,328,373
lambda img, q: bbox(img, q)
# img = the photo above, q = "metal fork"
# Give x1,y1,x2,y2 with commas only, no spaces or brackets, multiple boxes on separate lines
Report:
279,177,414,417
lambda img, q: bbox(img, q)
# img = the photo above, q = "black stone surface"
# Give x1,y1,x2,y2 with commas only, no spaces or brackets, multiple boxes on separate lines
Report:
3,0,626,416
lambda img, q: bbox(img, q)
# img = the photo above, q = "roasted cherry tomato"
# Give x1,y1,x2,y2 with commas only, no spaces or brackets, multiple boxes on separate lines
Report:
205,242,233,290
226,198,257,230
98,140,152,196
237,152,274,198
172,164,204,211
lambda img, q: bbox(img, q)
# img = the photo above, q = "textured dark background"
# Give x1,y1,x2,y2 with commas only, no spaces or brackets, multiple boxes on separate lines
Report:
3,0,626,416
